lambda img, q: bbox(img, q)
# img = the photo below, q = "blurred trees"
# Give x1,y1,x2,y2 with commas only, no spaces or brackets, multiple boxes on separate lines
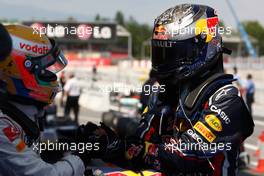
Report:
125,17,152,58
219,20,226,28
115,11,125,26
94,11,152,58
95,14,101,22
243,21,264,56
114,12,152,58
94,14,110,22
67,16,77,22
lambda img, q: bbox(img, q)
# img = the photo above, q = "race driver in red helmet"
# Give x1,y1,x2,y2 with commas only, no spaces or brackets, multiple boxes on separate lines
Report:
0,25,86,176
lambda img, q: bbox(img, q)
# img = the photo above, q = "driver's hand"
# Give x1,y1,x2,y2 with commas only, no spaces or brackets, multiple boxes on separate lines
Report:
76,122,123,160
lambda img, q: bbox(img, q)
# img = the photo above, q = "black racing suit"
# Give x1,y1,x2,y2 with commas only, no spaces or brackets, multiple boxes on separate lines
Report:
120,74,254,176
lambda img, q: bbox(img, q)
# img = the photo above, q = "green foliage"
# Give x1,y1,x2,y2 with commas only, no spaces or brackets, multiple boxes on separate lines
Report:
114,11,152,58
95,14,101,22
125,16,152,58
101,11,153,57
115,11,125,26
219,20,225,27
67,16,76,22
94,14,110,22
243,21,264,56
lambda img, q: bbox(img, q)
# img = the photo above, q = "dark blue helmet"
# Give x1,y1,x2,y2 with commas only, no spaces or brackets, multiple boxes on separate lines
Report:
151,4,229,82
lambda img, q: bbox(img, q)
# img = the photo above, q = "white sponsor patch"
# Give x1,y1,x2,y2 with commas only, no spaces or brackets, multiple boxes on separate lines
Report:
208,85,235,106
11,35,50,56
187,129,204,143
215,88,232,101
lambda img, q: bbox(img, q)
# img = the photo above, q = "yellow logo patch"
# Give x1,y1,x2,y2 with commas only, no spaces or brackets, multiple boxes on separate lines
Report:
195,17,219,42
194,121,216,143
142,107,149,114
205,114,222,132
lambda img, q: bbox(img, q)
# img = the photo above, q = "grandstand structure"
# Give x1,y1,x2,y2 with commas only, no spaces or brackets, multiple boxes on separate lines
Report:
222,33,258,58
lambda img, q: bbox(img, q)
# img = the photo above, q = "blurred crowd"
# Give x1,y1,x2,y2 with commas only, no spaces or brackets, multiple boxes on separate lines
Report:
232,67,255,116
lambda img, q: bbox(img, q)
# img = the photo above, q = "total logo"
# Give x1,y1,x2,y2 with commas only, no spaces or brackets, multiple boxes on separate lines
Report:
210,105,231,124
205,114,222,132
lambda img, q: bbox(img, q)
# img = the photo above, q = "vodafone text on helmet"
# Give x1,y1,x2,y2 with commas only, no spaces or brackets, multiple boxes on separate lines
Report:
19,43,49,55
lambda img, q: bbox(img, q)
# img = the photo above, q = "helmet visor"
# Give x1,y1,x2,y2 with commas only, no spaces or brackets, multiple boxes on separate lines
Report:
41,50,67,73
151,38,207,73
28,38,67,74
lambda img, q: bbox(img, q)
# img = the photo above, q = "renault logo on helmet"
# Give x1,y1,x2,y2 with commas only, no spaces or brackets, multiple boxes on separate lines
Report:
152,40,173,48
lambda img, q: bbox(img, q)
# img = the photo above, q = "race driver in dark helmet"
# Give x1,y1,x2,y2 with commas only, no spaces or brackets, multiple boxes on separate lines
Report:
79,4,254,175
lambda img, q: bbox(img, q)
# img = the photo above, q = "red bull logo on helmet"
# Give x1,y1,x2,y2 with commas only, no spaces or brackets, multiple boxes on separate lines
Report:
154,25,166,33
153,24,169,40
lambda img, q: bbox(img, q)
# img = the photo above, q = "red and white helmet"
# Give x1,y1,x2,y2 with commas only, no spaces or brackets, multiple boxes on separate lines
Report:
0,25,67,105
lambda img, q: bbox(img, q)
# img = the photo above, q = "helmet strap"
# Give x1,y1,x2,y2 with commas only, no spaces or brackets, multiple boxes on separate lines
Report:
6,94,48,109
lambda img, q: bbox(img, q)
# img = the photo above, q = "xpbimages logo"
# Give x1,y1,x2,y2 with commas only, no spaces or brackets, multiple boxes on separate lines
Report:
99,82,166,95
32,140,100,154
30,23,113,40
